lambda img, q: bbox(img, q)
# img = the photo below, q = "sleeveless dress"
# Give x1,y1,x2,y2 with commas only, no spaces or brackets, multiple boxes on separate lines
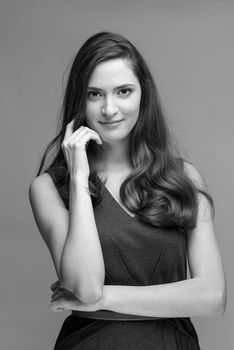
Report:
45,169,201,350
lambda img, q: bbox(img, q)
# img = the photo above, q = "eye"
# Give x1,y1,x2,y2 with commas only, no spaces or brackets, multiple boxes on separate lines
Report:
87,91,104,100
117,88,133,97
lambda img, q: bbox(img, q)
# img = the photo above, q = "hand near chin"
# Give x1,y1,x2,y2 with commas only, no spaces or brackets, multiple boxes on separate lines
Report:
49,280,104,312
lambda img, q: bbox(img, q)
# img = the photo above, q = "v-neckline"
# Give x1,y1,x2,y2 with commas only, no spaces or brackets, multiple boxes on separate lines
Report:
97,176,136,219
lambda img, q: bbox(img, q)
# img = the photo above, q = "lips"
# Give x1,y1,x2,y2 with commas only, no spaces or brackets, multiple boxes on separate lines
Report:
100,119,123,124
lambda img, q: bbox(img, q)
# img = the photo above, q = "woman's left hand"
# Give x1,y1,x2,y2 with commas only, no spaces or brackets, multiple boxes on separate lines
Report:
49,280,104,312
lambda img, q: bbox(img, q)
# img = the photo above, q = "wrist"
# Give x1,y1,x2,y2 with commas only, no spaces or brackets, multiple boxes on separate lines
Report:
70,176,89,189
100,285,111,310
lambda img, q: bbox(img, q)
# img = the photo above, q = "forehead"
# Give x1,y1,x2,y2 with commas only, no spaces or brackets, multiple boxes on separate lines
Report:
88,58,139,88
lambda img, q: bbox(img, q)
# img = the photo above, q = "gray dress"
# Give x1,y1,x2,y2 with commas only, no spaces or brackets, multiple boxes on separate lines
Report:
45,169,200,350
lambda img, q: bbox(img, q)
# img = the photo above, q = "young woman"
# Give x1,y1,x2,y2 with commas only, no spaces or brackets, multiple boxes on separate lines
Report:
29,31,226,349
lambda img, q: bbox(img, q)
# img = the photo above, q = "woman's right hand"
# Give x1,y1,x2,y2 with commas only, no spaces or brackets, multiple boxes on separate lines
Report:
61,119,102,181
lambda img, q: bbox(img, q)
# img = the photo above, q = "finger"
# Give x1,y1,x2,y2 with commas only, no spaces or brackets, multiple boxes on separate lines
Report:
63,127,86,151
66,126,87,143
63,119,77,141
69,128,102,146
50,280,60,289
50,280,60,291
51,290,64,302
49,301,66,312
68,126,102,144
50,297,68,310
62,125,84,163
51,287,66,300
51,289,59,300
67,125,97,142
84,128,103,144
83,132,103,145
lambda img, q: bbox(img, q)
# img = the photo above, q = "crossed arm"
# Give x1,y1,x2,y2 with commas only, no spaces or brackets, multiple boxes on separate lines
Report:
50,193,226,317
49,164,227,317
28,161,227,317
100,204,226,318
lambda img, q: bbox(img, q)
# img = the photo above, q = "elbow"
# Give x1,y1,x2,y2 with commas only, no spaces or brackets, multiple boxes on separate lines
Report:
75,286,103,304
60,277,103,304
196,276,227,316
207,287,227,316
214,289,227,316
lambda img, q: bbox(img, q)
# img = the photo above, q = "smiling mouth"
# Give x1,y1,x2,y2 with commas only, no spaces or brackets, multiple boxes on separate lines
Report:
99,120,123,125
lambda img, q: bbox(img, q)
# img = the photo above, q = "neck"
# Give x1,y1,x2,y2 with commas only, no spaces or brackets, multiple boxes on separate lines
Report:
97,139,132,174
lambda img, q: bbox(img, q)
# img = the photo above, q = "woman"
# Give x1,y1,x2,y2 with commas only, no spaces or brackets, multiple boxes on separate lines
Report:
29,31,226,349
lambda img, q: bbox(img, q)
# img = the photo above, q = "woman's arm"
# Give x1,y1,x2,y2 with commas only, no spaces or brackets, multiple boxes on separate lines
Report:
100,163,227,318
60,176,105,302
29,173,105,304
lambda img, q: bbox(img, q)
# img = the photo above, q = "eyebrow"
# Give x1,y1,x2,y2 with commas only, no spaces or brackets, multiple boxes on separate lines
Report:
87,84,136,91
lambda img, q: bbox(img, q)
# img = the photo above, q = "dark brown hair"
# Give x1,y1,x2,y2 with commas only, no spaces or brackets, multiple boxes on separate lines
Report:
36,31,214,233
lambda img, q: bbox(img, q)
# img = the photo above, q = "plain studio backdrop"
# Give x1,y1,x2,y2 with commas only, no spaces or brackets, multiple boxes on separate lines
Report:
0,1,233,349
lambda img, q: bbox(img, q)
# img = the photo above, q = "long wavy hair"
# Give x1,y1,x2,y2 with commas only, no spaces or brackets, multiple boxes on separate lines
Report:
36,31,214,233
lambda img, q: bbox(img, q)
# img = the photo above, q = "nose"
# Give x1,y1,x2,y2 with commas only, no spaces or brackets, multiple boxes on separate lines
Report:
101,95,118,117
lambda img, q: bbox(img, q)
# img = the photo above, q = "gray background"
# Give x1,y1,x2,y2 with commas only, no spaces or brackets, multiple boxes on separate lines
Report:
1,0,233,349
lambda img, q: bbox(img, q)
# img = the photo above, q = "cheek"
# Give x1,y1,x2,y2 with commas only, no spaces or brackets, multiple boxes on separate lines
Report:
123,96,141,118
85,103,99,123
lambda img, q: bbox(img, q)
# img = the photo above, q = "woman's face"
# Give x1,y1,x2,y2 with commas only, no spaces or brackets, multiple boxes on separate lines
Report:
85,58,142,144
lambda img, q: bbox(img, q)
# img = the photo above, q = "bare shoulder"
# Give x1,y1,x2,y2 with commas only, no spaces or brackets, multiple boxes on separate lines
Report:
182,160,208,191
29,172,54,192
28,172,68,240
183,160,213,222
29,172,65,208
28,173,50,206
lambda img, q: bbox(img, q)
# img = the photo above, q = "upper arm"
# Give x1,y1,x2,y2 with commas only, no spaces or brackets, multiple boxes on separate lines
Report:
183,161,226,302
28,173,69,280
